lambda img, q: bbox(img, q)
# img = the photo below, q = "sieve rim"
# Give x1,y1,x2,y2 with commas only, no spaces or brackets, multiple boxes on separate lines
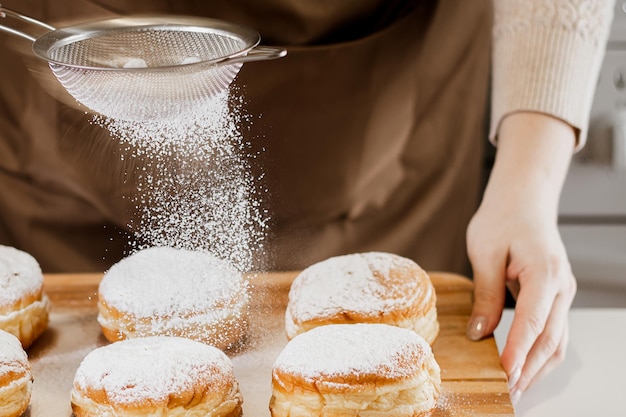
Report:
31,15,261,71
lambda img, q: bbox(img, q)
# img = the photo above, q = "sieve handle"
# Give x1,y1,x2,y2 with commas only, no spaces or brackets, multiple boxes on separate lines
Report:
224,45,287,65
0,5,56,42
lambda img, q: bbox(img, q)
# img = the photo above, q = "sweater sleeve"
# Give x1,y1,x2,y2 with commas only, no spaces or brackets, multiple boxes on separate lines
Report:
490,0,615,150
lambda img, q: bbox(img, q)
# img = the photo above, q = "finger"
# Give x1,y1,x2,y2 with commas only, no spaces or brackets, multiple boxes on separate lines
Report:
509,292,569,398
510,323,569,406
512,272,575,393
525,322,569,391
499,269,559,383
466,247,507,341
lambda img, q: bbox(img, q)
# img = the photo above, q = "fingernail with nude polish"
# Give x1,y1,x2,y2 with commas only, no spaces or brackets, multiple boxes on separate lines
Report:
510,388,521,406
508,366,521,390
466,316,487,341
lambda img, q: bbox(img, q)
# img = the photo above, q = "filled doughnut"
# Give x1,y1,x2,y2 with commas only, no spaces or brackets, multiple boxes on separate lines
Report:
285,252,439,344
97,246,249,351
0,245,50,348
71,336,243,417
270,323,441,417
0,330,33,417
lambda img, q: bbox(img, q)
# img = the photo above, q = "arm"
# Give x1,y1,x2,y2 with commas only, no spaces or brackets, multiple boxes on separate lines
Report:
466,0,615,403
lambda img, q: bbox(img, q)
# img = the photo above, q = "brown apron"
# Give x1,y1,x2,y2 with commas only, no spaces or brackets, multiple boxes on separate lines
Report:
0,0,491,273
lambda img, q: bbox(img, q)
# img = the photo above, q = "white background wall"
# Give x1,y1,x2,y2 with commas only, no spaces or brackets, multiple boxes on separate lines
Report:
559,1,626,307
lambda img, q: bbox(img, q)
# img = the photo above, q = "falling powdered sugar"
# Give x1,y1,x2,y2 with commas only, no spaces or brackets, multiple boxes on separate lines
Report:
93,90,267,272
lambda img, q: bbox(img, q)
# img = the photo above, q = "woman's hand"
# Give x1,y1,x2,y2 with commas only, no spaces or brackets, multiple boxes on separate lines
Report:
465,112,578,404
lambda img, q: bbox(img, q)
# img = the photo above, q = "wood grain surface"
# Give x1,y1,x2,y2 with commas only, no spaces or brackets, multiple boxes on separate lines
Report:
30,271,515,416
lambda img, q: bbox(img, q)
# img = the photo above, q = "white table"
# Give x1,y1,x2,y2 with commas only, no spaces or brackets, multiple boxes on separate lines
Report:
494,309,626,417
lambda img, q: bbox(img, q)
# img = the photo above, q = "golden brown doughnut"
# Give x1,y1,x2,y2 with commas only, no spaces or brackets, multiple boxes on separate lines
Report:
71,336,243,417
97,246,249,351
0,330,33,417
285,252,439,344
0,245,50,348
270,323,441,417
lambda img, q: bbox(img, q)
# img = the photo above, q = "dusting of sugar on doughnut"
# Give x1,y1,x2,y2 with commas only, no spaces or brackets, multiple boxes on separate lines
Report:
288,252,431,322
73,336,234,406
0,330,29,375
0,245,43,308
273,324,430,381
98,246,246,318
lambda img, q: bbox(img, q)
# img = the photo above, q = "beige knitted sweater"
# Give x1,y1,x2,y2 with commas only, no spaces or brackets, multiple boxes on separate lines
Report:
491,0,615,149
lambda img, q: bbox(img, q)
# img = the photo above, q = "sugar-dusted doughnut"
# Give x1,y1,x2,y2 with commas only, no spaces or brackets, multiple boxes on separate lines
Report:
0,330,33,417
285,252,439,344
97,246,249,350
71,336,243,417
0,245,50,348
270,323,441,417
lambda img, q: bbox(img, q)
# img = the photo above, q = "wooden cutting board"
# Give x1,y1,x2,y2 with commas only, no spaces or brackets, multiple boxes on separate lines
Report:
27,271,515,416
